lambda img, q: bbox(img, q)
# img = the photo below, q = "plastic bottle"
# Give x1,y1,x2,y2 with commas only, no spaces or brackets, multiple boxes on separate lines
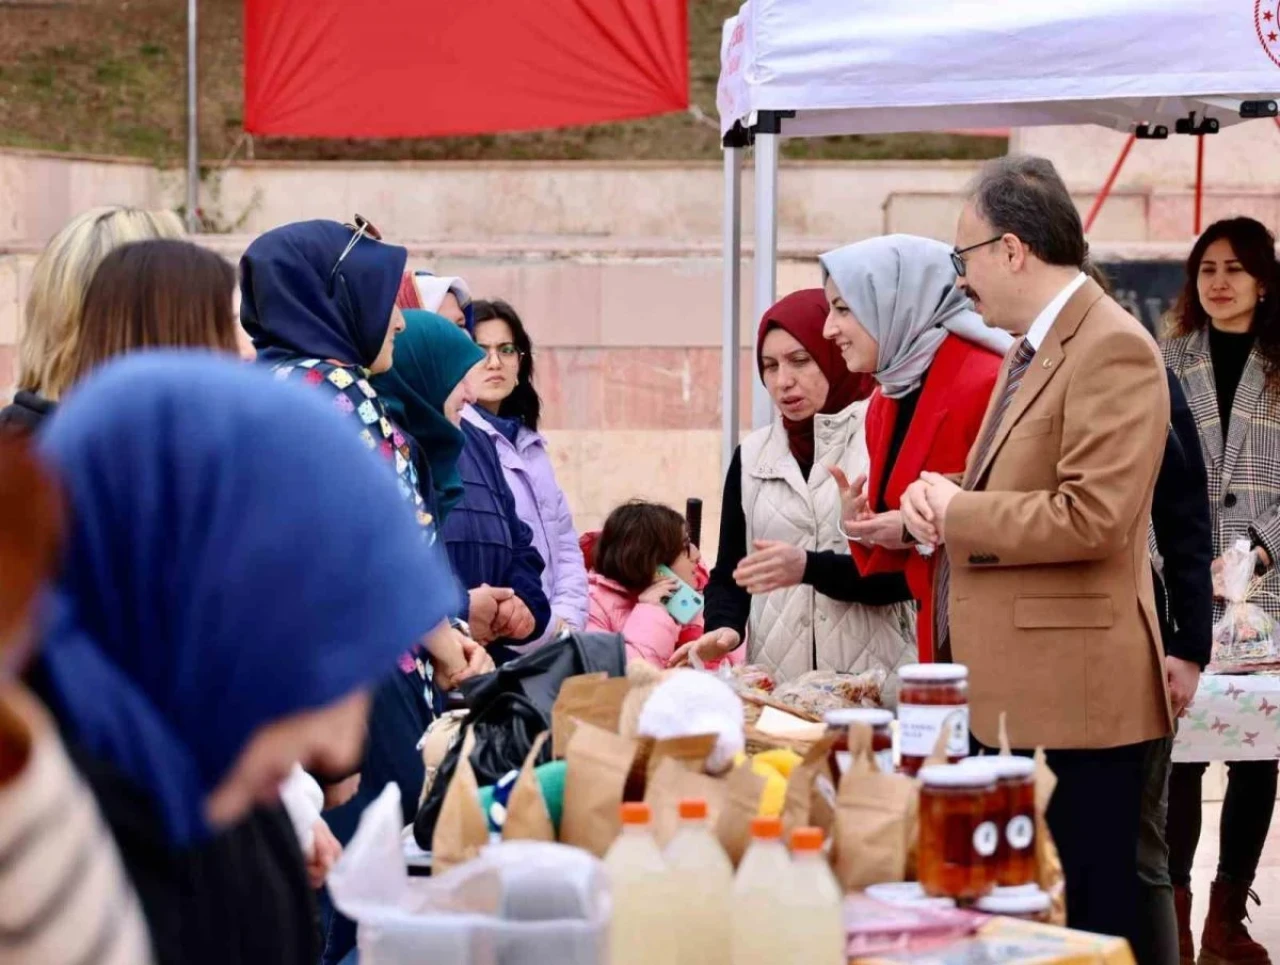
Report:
731,816,792,965
604,802,678,965
784,827,846,965
664,798,733,965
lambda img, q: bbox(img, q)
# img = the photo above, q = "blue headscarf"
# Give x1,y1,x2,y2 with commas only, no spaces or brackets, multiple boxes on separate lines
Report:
373,310,484,521
37,353,460,845
240,220,408,368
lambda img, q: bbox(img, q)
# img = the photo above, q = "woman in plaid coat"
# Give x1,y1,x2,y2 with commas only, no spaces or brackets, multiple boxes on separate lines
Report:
1162,216,1280,965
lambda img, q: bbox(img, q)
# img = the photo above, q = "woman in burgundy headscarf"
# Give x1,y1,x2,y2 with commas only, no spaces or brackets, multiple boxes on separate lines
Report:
674,289,917,685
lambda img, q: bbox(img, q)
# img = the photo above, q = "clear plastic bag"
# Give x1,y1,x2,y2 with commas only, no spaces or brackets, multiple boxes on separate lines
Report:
772,668,887,716
1211,539,1277,668
329,784,609,965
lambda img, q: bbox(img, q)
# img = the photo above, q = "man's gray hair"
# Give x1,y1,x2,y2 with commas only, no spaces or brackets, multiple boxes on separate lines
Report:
967,155,1086,269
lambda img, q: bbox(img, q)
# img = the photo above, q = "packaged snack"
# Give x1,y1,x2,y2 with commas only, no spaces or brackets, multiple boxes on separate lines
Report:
772,668,886,716
1211,539,1278,669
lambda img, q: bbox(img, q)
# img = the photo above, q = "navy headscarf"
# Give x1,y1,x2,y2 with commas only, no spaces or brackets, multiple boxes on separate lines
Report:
37,353,460,845
240,220,408,368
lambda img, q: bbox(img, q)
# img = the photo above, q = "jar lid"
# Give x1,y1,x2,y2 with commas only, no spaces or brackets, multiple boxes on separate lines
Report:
919,764,995,788
899,663,969,683
975,888,1052,916
824,708,894,727
865,882,956,910
954,757,1004,779
990,756,1036,780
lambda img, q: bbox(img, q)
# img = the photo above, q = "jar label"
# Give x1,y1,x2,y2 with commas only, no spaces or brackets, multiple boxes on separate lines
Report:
973,821,999,858
898,704,970,757
1006,814,1035,851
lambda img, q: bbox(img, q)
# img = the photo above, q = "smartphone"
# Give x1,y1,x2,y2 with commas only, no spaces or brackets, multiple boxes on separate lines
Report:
657,564,704,626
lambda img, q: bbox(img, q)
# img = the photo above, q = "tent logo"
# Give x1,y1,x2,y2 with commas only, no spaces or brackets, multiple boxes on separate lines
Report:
1258,0,1280,69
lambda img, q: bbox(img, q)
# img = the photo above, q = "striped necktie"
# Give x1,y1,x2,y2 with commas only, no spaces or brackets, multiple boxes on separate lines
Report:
932,337,1036,660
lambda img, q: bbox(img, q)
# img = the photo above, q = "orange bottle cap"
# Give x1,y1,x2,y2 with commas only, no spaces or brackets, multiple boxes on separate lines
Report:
791,827,824,851
679,798,708,820
750,816,782,839
620,802,651,825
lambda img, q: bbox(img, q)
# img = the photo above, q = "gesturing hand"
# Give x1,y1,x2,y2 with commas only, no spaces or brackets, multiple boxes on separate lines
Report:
667,628,742,668
829,466,870,533
733,540,807,595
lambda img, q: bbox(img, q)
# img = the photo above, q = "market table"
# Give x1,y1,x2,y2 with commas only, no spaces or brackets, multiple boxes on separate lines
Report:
1173,672,1280,763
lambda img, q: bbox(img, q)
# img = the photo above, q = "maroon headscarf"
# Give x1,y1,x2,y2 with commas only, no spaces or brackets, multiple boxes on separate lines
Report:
756,288,875,475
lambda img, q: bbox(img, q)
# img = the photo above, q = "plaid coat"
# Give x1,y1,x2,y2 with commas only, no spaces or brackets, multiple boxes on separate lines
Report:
1163,328,1280,620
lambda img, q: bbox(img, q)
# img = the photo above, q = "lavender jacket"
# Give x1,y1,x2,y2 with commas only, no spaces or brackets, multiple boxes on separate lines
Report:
463,405,588,646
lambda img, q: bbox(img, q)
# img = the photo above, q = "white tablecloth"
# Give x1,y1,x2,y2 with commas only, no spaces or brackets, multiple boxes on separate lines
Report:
1173,672,1280,763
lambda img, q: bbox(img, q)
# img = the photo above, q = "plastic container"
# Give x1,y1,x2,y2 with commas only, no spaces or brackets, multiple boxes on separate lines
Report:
992,757,1037,887
784,828,846,965
731,817,792,965
897,664,969,776
604,803,678,965
864,881,958,911
824,708,894,778
917,764,997,901
664,799,733,965
975,887,1052,922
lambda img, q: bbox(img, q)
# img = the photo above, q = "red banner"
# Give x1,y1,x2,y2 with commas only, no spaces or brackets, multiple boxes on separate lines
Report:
244,0,689,138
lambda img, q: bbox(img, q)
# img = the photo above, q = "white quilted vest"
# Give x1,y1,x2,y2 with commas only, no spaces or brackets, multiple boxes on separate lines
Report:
739,399,916,688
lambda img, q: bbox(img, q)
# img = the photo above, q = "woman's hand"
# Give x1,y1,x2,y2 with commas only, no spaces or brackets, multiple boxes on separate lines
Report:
734,540,807,594
306,818,343,889
667,628,742,668
843,510,910,549
639,577,679,606
425,623,470,690
830,467,870,531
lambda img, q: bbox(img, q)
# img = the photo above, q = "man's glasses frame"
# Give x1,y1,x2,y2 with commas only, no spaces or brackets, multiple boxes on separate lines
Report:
950,234,1005,277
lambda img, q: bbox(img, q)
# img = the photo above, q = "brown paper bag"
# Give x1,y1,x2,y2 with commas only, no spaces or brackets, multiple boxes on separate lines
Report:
502,732,556,843
716,758,768,866
644,755,727,847
551,674,632,757
782,732,839,839
1034,746,1067,926
560,721,638,857
431,729,489,875
833,723,919,891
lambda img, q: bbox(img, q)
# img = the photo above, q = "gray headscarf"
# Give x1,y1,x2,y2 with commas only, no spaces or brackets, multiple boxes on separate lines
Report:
819,234,1014,399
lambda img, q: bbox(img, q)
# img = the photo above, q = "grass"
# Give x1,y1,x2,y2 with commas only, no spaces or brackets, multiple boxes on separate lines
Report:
0,0,1007,164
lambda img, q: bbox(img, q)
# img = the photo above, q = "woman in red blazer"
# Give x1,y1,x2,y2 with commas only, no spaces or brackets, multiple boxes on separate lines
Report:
819,235,1010,661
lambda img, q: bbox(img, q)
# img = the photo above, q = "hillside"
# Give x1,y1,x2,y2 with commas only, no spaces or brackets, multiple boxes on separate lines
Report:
0,0,1006,163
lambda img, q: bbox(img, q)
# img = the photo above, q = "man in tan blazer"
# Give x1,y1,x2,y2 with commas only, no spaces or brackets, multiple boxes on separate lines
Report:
901,155,1173,950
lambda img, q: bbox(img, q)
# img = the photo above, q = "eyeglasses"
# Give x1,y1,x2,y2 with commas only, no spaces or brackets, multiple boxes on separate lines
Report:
328,214,382,295
478,342,522,363
950,235,1004,277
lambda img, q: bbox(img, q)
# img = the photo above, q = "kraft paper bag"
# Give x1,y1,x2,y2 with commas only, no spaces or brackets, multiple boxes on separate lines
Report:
997,713,1065,927
644,756,727,848
833,723,918,891
560,721,638,857
551,674,632,758
502,732,556,843
715,758,767,867
782,732,839,840
431,729,489,876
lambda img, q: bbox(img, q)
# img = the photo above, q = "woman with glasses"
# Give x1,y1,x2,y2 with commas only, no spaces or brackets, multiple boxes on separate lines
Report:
459,299,588,648
376,308,552,663
820,234,1011,663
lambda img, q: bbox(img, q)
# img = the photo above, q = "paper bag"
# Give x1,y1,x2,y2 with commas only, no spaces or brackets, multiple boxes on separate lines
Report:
560,721,638,857
645,755,727,847
1034,747,1067,926
431,729,489,875
782,732,839,839
833,723,918,891
502,732,556,843
551,674,632,758
715,758,768,866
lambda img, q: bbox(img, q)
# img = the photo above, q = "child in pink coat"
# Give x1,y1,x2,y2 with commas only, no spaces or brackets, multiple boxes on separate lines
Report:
584,501,741,670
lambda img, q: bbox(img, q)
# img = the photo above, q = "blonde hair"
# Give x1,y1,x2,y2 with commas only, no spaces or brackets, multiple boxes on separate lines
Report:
18,206,185,400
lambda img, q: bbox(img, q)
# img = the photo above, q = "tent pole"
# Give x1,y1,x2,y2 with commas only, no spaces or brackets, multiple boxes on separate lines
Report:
185,0,199,233
1194,134,1205,237
1083,133,1134,234
722,144,743,475
752,130,779,429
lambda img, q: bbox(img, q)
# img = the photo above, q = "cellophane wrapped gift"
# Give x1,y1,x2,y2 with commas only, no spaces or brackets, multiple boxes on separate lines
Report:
1211,539,1278,670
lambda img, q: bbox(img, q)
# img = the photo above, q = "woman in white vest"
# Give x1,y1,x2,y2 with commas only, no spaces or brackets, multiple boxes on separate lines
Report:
674,289,916,684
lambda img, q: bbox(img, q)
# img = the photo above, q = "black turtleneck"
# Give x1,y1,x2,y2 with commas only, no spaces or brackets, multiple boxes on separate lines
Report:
1209,325,1256,432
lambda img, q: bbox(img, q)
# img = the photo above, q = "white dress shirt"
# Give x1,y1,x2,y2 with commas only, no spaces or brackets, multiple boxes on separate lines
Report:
1024,271,1088,351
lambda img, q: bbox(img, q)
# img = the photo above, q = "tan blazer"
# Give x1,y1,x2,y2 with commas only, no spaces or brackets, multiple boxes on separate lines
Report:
945,279,1174,750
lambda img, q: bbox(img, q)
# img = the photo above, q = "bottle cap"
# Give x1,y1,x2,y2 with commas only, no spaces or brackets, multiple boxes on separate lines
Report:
790,827,824,851
620,802,651,825
750,816,782,839
678,798,708,820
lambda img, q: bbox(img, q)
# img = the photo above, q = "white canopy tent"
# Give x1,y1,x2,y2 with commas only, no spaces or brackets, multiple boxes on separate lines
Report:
715,0,1280,468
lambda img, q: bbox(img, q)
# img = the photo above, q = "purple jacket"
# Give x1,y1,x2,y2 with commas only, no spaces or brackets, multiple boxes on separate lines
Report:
463,406,588,647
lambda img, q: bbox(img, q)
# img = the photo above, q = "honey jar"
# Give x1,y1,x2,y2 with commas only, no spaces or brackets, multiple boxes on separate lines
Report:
824,708,894,778
955,758,1005,893
897,664,969,776
992,756,1037,888
917,764,997,901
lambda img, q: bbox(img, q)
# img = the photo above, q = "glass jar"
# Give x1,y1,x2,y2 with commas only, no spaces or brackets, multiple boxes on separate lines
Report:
975,887,1052,922
824,708,894,779
955,759,1005,893
992,756,1037,887
917,764,997,901
897,664,969,776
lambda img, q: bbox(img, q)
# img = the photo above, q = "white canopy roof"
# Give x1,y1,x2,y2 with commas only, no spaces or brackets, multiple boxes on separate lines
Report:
717,0,1280,138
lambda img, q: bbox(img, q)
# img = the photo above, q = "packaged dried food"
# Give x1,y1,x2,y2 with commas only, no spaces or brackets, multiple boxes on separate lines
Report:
772,668,886,716
1211,539,1278,668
